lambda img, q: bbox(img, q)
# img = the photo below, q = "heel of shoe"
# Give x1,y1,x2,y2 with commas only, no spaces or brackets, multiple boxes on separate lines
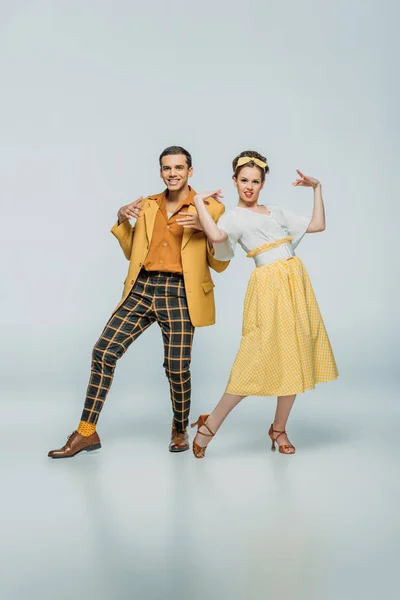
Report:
268,424,275,451
86,443,101,452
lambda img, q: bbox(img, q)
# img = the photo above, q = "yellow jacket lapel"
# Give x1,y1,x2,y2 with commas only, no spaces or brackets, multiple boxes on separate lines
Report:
144,199,159,243
181,205,197,250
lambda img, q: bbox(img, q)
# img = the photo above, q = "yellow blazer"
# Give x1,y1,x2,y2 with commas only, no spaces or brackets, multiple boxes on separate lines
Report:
110,192,229,327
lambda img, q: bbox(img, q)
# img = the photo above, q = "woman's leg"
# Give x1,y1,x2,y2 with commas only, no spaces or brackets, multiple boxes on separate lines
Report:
271,394,296,450
194,392,245,448
194,393,297,450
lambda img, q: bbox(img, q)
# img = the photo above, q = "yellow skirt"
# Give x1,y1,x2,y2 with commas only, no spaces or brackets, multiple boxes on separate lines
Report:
226,257,338,396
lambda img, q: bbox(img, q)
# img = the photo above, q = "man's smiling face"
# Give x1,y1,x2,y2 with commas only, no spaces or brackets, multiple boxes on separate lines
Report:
160,154,193,192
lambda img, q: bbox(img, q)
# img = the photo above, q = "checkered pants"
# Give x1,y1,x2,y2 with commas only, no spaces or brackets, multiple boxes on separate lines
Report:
80,269,195,431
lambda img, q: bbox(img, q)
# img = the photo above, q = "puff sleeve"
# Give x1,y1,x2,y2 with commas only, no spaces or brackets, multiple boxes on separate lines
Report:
281,208,311,249
212,210,242,261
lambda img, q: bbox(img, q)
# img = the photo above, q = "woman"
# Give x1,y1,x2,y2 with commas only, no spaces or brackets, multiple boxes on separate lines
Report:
178,150,338,457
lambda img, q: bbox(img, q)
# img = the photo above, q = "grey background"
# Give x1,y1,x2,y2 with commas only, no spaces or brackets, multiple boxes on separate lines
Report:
0,1,399,599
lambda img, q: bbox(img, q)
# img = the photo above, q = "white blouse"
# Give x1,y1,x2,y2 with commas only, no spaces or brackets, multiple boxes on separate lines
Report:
213,205,311,261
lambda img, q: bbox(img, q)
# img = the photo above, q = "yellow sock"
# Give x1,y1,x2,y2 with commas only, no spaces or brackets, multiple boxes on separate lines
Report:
77,421,97,437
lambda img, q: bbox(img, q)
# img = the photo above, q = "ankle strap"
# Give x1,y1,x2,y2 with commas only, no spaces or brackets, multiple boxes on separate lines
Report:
271,426,286,442
200,421,215,437
191,415,215,437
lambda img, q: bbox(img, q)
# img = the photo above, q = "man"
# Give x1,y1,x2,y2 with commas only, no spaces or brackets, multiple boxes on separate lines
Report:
48,146,229,458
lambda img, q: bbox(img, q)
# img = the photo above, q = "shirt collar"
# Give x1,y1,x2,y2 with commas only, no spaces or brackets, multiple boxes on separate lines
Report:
154,186,196,208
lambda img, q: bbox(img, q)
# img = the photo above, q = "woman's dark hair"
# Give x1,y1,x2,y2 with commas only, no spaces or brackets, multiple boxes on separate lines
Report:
159,146,192,168
232,150,269,182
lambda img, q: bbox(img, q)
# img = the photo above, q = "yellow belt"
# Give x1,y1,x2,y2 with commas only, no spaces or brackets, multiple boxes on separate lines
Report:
246,237,293,259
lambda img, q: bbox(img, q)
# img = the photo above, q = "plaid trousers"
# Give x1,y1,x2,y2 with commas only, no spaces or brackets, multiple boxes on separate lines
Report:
80,269,195,431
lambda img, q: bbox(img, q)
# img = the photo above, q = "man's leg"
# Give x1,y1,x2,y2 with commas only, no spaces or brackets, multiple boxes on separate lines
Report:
48,273,155,458
79,296,154,429
155,273,194,452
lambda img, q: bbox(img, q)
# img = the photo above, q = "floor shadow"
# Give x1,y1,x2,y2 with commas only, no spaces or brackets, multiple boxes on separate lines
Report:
83,413,355,453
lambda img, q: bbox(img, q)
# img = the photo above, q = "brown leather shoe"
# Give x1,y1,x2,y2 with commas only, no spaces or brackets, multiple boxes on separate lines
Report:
169,425,189,453
48,431,101,459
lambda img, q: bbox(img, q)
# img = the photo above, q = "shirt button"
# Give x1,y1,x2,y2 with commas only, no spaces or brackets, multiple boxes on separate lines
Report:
160,260,164,264
163,242,167,246
167,225,170,229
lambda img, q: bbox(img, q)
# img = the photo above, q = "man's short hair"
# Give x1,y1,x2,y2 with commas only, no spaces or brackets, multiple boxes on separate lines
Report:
159,146,192,169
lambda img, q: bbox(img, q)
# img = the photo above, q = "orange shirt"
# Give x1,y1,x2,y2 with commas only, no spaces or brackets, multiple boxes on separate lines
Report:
143,187,196,273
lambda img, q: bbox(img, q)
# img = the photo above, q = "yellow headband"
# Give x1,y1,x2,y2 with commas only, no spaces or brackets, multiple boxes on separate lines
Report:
236,156,268,170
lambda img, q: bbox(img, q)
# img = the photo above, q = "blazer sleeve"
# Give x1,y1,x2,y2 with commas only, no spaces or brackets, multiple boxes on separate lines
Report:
111,219,135,260
110,197,147,259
